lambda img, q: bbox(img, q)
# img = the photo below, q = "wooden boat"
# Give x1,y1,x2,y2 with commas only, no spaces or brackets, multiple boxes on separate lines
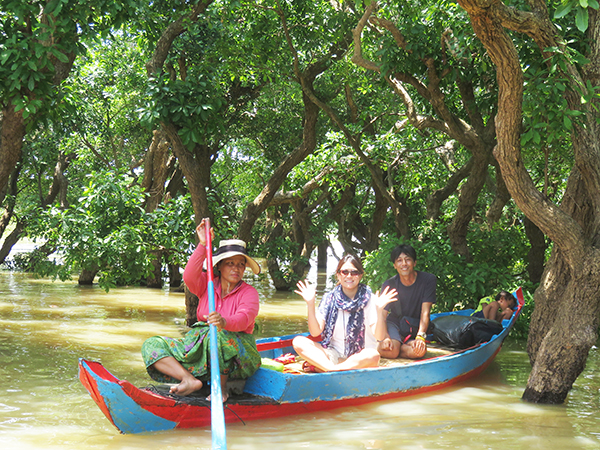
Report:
79,288,524,434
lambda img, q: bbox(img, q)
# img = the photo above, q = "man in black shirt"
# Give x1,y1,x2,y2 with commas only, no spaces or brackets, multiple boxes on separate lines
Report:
378,244,436,359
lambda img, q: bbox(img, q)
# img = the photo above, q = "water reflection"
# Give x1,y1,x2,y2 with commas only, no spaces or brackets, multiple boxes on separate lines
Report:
0,271,599,450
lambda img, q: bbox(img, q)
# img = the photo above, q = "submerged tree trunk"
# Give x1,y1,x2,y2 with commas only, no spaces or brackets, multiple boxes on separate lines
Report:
523,168,600,402
78,268,98,285
459,0,600,403
524,248,600,403
0,219,25,263
317,240,328,269
185,289,199,327
168,263,182,288
264,206,292,290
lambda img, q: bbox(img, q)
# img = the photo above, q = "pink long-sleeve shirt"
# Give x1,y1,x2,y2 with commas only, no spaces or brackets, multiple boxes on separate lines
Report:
183,245,259,334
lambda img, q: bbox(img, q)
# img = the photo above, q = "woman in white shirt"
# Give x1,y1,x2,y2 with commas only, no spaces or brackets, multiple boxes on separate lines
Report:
292,254,397,372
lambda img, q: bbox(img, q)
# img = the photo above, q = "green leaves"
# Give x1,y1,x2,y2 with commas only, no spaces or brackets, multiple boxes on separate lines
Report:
140,72,226,149
575,6,589,31
43,0,66,16
553,0,599,32
23,163,206,291
1,0,143,129
521,60,574,148
554,3,573,18
29,170,191,290
364,224,527,313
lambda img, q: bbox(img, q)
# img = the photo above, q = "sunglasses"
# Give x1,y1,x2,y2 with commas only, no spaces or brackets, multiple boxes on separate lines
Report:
339,269,362,277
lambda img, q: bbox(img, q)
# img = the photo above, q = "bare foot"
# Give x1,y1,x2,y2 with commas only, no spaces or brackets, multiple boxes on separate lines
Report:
169,378,203,396
207,391,229,403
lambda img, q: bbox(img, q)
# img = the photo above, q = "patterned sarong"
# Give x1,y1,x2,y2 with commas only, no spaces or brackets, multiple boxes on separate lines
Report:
141,322,261,382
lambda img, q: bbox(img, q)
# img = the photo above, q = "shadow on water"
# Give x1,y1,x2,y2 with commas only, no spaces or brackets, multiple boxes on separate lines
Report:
0,271,599,450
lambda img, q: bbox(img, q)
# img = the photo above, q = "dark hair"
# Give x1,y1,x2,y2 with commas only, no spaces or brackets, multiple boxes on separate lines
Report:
336,254,364,274
496,290,517,308
390,244,417,263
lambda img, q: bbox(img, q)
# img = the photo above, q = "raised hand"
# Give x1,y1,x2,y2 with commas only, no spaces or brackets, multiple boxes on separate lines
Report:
295,280,316,304
372,286,398,310
195,218,214,247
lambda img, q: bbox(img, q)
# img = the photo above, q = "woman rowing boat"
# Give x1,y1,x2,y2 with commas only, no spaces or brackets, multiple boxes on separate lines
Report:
141,220,261,402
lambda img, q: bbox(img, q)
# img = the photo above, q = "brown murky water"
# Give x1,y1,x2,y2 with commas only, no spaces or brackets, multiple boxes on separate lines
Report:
0,271,598,449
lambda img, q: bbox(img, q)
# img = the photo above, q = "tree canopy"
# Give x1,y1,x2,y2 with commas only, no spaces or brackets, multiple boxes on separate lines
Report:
1,0,599,404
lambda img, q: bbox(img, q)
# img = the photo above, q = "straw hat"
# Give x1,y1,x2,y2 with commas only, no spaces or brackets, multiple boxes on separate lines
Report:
211,239,261,275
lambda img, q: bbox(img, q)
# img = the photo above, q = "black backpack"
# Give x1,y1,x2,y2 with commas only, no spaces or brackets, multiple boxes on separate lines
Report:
432,314,504,349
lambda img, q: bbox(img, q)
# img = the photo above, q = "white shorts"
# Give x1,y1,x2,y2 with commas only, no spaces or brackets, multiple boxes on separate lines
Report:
323,346,344,364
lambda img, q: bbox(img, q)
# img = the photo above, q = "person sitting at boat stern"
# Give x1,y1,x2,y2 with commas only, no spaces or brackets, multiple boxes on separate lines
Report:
378,244,436,360
471,290,517,322
141,220,261,402
293,255,398,372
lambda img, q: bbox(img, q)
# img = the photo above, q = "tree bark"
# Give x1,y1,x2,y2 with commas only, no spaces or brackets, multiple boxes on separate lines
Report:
145,0,215,227
0,160,22,243
486,163,511,226
1,5,77,206
458,0,600,403
427,158,473,221
44,152,72,208
162,125,213,224
142,129,173,287
289,199,314,282
168,263,182,288
185,288,199,327
317,240,328,269
0,152,71,265
142,129,171,213
524,250,600,403
523,216,546,284
145,2,213,77
447,151,491,260
0,219,25,263
264,206,290,290
0,105,25,205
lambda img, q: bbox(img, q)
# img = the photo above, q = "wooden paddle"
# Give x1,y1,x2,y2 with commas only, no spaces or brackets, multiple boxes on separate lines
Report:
204,218,227,449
